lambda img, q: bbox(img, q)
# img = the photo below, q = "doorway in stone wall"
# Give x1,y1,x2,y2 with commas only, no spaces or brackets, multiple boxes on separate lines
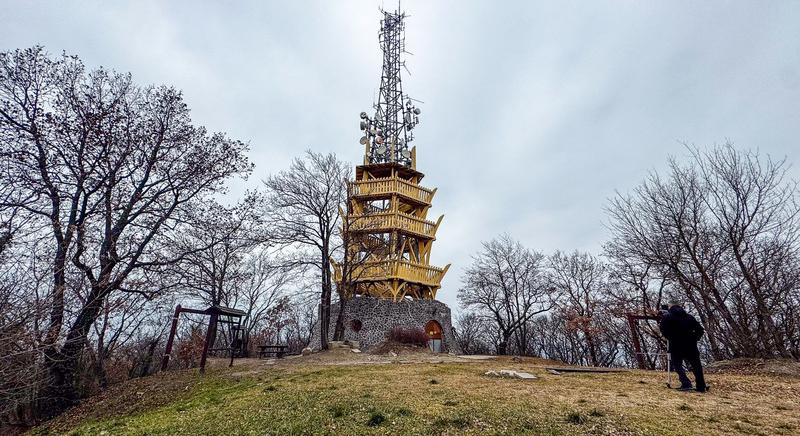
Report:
425,320,443,353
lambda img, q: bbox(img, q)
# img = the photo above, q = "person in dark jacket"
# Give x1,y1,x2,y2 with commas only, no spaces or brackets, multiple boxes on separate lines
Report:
658,300,707,392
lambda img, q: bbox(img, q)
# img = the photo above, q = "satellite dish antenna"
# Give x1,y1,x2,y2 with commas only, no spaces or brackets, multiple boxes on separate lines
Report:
413,108,421,115
376,145,387,155
360,112,368,119
401,149,411,159
359,136,368,145
375,136,384,144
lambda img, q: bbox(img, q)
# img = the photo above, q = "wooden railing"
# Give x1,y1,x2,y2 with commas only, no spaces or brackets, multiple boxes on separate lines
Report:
341,260,449,287
348,211,438,239
350,176,435,204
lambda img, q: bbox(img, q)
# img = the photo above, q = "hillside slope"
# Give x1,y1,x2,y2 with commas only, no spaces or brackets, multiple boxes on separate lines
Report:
32,352,800,435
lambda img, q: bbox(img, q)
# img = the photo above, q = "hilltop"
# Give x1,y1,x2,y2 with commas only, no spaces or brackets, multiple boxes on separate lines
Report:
28,350,800,435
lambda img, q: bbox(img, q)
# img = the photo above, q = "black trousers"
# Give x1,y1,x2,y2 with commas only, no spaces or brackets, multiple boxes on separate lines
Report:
670,349,706,390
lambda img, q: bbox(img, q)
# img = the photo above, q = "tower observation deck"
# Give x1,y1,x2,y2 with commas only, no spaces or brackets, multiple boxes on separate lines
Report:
334,7,450,301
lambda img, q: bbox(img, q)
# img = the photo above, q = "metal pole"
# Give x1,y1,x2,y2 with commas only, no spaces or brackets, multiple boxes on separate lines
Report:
666,340,672,388
161,304,182,371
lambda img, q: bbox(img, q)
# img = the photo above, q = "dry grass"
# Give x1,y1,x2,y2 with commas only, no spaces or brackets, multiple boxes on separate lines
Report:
32,354,800,435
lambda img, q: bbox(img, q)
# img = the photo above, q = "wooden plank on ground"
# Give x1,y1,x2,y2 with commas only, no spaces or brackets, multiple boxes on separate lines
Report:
544,367,629,373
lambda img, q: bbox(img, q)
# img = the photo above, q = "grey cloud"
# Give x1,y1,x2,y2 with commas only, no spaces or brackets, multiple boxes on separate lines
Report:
3,0,799,310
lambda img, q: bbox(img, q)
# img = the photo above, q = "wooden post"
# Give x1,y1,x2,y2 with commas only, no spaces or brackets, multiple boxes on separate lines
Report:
199,313,218,374
229,319,241,368
161,304,182,371
627,314,647,370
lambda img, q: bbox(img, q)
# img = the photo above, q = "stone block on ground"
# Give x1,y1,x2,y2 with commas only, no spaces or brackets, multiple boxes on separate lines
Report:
486,369,538,380
344,340,360,349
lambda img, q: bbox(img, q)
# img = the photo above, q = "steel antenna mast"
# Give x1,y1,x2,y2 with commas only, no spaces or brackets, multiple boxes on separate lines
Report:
358,5,421,166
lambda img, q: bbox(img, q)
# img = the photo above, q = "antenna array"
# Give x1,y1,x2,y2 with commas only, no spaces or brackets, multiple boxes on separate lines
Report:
358,8,421,166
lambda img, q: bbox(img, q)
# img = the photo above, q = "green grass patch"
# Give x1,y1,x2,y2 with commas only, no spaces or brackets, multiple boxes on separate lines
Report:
33,358,800,436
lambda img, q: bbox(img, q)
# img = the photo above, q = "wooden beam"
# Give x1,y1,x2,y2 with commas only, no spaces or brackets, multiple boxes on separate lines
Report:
160,304,182,371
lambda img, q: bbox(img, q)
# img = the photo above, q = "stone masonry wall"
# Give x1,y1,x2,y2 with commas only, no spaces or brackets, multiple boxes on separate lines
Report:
309,296,461,354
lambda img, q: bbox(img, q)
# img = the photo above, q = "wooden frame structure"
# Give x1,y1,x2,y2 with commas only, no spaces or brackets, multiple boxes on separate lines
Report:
625,312,661,370
333,148,450,301
161,304,246,374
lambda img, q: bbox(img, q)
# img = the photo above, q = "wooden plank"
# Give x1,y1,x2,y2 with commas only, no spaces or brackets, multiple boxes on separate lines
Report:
544,367,629,373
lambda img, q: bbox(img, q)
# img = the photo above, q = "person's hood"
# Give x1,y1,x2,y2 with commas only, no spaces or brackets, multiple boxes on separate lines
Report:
669,305,687,316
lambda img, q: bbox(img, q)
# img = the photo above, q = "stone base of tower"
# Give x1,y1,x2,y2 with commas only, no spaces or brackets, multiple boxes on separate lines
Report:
309,296,461,354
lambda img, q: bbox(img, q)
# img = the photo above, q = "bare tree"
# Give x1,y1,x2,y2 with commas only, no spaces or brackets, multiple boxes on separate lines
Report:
0,47,251,418
606,143,800,359
229,250,292,352
169,192,268,306
549,251,621,366
263,151,348,350
282,295,318,352
604,251,669,368
88,293,155,388
458,235,552,355
453,312,494,355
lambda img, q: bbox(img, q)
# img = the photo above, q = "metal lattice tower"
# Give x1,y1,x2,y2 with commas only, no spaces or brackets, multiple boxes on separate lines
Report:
358,8,421,166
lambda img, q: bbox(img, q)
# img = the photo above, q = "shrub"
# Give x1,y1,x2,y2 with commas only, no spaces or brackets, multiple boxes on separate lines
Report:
176,326,207,369
565,412,587,425
367,411,385,426
388,327,429,346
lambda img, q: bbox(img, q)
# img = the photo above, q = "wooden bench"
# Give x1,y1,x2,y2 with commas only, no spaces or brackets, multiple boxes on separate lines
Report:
258,344,288,359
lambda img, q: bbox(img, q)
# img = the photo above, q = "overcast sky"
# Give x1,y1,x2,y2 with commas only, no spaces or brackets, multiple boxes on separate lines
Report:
2,0,800,310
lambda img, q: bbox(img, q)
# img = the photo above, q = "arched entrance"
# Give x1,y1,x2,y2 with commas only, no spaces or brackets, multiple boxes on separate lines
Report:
425,320,443,353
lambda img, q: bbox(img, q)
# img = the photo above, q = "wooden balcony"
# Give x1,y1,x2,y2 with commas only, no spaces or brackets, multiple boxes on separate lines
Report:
348,211,441,239
337,260,450,288
350,176,436,205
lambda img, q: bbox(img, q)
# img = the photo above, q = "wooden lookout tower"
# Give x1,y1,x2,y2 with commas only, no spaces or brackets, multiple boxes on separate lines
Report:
332,7,450,302
336,150,450,301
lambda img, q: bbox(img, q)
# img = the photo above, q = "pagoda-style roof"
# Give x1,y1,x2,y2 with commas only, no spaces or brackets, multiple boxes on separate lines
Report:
355,162,424,182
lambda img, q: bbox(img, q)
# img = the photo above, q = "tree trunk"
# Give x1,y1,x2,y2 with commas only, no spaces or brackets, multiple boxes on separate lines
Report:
497,331,512,355
333,293,347,341
94,349,109,389
319,245,333,350
38,286,108,419
585,331,599,367
131,339,160,378
319,297,330,350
